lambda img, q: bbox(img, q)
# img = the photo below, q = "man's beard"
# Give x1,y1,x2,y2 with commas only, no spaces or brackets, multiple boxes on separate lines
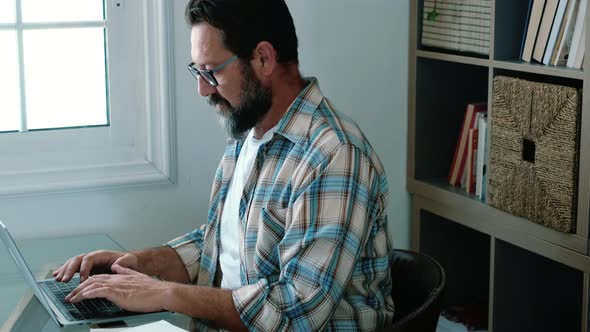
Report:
208,62,272,140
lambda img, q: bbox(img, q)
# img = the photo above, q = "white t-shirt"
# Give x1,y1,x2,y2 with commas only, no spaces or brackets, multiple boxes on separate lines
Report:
219,127,276,289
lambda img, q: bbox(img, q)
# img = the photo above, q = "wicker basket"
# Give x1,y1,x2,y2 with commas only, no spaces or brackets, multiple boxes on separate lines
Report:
488,76,581,233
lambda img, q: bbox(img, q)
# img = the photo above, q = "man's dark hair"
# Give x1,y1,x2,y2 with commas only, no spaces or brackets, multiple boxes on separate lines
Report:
185,0,299,64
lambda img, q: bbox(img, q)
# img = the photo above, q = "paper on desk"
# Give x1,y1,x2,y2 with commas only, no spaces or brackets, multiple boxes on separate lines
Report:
90,320,186,332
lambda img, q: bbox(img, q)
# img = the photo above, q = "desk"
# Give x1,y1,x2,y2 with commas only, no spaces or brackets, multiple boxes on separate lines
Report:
0,234,190,332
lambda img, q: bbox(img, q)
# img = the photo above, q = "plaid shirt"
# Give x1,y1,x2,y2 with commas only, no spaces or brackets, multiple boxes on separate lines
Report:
168,78,394,331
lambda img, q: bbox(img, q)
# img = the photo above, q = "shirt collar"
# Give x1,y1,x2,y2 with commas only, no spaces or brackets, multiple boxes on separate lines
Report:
273,77,323,146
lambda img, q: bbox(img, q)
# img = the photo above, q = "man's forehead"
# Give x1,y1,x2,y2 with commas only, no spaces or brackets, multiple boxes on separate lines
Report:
191,24,227,64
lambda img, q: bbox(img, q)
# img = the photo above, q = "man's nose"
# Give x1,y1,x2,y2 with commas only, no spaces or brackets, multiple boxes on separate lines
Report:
197,77,217,97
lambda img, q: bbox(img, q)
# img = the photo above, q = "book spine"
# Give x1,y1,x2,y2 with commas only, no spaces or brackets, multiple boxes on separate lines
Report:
449,104,476,186
554,0,580,65
542,0,569,64
566,0,587,67
466,128,478,194
476,115,487,198
549,0,575,64
533,0,560,62
522,0,548,62
521,0,535,58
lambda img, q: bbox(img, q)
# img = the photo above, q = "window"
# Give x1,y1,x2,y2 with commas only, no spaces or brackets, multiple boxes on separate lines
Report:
1,0,108,133
0,0,176,196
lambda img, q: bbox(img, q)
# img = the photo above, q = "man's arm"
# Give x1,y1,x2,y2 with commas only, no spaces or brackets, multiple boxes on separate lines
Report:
165,284,247,332
67,265,247,331
133,246,190,284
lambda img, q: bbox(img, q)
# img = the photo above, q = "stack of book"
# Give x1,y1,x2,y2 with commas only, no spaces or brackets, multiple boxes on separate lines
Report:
521,0,586,68
448,103,488,200
421,0,492,55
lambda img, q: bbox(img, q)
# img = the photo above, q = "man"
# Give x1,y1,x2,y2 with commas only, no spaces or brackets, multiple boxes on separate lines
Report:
55,0,394,330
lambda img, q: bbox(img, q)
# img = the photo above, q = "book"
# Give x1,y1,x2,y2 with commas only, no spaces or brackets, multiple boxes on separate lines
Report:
522,0,547,62
475,114,487,199
466,128,479,194
520,0,536,58
566,0,587,67
550,0,578,64
448,103,487,186
542,0,569,64
533,0,560,62
553,0,581,65
568,19,586,68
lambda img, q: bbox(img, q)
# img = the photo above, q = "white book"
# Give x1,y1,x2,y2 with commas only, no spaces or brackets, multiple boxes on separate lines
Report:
566,0,587,67
551,0,579,65
543,0,569,64
476,115,487,199
533,0,560,62
522,0,547,62
569,20,586,68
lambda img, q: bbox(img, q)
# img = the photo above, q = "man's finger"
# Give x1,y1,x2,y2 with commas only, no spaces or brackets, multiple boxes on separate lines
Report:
62,257,82,282
78,288,121,308
68,281,109,303
55,258,74,282
65,280,87,302
111,264,137,275
79,255,93,282
56,257,77,282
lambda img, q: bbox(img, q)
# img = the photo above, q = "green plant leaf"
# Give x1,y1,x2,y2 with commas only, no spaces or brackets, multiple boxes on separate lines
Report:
427,9,438,21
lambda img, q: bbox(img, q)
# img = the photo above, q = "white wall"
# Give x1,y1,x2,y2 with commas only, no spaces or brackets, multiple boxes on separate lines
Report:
0,1,410,250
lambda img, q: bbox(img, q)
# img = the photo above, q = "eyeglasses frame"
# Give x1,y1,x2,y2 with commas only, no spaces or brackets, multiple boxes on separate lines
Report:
187,55,239,87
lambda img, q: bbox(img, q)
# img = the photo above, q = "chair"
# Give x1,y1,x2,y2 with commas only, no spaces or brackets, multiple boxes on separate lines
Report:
389,249,446,332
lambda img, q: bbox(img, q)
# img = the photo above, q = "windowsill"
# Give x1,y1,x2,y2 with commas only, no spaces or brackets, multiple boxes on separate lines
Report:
0,159,173,197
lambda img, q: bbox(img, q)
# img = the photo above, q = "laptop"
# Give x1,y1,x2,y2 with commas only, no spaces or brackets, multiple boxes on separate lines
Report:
0,221,168,327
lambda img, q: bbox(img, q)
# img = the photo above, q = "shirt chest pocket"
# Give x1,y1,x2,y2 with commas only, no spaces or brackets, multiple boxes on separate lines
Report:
253,205,288,279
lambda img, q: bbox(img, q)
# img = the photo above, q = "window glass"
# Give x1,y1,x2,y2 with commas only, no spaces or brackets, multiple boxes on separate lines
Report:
0,31,21,132
23,28,108,130
22,0,104,23
0,0,16,23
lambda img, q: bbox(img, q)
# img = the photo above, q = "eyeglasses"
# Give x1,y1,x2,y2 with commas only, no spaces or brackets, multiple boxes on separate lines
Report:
187,55,238,87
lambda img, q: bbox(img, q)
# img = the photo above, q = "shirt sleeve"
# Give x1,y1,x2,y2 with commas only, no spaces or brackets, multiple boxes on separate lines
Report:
232,144,385,331
166,157,226,283
166,225,206,282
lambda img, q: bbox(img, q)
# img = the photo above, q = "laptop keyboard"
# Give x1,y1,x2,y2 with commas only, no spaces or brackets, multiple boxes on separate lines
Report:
39,277,126,321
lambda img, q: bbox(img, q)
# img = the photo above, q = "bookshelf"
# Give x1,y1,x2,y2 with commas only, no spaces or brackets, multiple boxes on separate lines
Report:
408,0,590,331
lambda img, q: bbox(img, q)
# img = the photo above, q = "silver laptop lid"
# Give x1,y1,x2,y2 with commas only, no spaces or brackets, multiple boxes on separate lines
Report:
0,221,61,326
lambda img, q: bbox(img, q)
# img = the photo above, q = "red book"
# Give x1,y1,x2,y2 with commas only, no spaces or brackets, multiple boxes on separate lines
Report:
449,103,487,186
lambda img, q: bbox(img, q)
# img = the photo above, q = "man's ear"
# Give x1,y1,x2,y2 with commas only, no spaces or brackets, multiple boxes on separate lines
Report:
251,41,277,78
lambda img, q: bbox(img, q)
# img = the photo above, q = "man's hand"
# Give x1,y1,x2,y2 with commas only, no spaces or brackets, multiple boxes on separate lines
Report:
53,250,138,283
65,264,168,313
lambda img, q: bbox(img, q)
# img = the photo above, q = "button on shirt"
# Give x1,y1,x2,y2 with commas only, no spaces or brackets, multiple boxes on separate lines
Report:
167,78,394,331
220,126,276,290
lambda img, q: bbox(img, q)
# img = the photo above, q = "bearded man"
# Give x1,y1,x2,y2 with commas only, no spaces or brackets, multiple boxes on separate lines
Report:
55,0,394,330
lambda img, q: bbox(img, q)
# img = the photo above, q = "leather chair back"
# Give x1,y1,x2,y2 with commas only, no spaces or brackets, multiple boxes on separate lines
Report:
389,249,446,332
